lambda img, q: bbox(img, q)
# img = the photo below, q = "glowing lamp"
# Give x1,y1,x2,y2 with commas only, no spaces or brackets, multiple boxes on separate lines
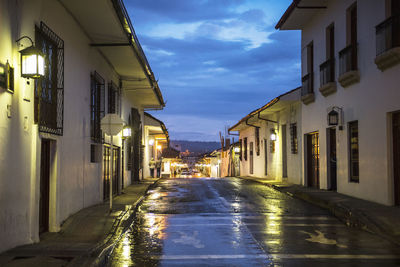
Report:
122,126,131,139
157,145,162,150
148,138,155,146
234,147,240,153
270,129,277,141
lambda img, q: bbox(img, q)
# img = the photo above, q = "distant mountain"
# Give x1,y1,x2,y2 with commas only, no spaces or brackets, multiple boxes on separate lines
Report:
170,140,220,155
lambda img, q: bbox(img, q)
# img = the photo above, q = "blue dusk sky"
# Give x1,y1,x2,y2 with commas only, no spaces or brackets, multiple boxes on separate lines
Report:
126,0,300,141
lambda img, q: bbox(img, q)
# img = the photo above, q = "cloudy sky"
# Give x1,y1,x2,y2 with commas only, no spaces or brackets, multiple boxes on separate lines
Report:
126,0,300,141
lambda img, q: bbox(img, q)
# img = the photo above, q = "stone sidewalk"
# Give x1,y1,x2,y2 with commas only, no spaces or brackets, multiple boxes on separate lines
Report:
0,178,160,267
237,176,400,246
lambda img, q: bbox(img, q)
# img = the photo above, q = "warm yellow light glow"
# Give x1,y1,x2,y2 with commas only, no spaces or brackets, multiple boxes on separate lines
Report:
122,127,131,138
157,145,162,150
270,133,277,141
149,138,155,146
22,54,37,75
234,147,240,153
21,50,44,78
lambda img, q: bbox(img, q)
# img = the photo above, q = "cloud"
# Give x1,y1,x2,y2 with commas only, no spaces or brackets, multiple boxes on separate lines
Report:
126,0,300,141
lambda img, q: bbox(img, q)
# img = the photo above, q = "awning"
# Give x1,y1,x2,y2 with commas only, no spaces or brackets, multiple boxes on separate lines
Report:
144,112,169,145
59,0,165,109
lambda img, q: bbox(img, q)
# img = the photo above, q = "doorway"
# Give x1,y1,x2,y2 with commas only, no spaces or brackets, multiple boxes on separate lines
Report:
306,132,320,188
249,142,254,174
39,139,51,234
393,112,400,205
264,139,268,176
282,125,288,178
327,128,337,191
103,145,120,200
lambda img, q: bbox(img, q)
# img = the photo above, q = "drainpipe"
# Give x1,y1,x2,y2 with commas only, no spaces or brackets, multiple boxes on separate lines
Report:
245,117,260,129
257,112,278,124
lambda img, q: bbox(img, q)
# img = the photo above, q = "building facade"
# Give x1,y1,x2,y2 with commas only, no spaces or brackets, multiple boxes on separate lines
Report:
0,0,164,253
229,88,302,184
277,0,400,205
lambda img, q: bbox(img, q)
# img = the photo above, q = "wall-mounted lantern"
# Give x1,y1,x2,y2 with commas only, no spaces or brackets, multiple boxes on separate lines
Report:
122,125,131,139
156,145,162,150
234,147,240,153
270,129,277,141
327,106,343,129
328,110,339,126
148,138,155,146
16,36,45,79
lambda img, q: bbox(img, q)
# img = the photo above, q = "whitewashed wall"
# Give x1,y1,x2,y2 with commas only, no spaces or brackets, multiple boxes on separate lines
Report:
300,0,399,205
0,0,141,252
239,101,302,184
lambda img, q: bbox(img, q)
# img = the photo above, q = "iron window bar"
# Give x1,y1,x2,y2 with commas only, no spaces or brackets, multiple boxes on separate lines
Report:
339,43,358,75
301,73,314,96
34,22,64,136
320,58,335,86
376,14,400,56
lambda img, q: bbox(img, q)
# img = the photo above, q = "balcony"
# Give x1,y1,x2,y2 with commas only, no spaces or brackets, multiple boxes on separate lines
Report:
301,73,315,105
375,14,400,71
319,58,336,96
338,44,360,88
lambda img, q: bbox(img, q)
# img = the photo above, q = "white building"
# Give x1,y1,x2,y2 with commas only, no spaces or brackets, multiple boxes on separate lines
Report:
143,112,169,178
0,0,165,253
276,0,400,205
229,88,302,184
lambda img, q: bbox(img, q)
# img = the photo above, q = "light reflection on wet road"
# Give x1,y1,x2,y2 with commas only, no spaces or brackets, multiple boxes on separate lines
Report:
108,178,400,266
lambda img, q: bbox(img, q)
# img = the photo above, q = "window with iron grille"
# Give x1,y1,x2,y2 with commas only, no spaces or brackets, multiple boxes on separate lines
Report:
244,137,248,161
348,121,359,182
34,22,64,135
255,127,260,156
290,123,298,154
108,81,120,114
90,72,105,143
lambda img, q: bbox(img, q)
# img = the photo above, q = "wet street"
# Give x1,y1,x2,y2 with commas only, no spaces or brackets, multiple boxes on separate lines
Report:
108,178,400,266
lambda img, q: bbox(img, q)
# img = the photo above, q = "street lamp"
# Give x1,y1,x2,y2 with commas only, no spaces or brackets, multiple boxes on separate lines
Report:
16,36,45,79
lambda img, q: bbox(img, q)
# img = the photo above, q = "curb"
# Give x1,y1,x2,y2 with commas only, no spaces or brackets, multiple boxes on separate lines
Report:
69,178,162,267
235,176,400,246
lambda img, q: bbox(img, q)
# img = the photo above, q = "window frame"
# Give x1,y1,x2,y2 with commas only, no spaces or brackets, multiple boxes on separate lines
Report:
90,71,105,143
348,120,359,182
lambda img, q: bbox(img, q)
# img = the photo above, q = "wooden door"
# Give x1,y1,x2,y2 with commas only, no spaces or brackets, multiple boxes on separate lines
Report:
264,139,268,176
393,112,400,205
328,128,337,191
282,125,288,178
112,147,120,195
307,133,320,188
249,142,254,175
39,139,51,234
103,145,110,200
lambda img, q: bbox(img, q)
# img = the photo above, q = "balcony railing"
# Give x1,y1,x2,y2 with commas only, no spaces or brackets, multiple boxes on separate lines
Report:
339,44,358,75
376,14,400,56
301,73,313,96
320,58,335,86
